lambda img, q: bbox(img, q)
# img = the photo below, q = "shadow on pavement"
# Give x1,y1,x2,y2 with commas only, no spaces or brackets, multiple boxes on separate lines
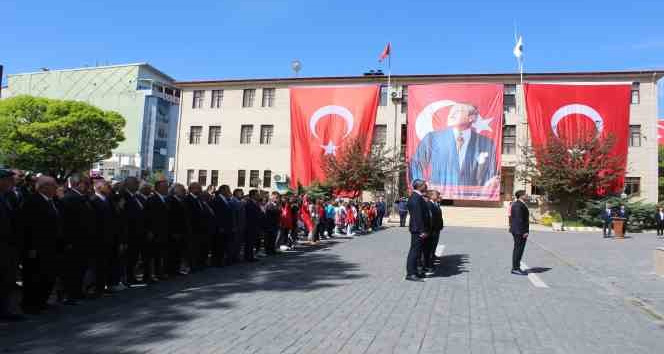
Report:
0,239,365,354
526,267,552,274
432,254,470,278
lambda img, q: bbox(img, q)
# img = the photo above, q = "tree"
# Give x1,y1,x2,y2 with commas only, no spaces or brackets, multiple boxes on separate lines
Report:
322,138,404,199
517,133,625,219
0,95,125,180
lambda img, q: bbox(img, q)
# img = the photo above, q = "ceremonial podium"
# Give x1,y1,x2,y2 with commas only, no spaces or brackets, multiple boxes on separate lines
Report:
612,217,627,238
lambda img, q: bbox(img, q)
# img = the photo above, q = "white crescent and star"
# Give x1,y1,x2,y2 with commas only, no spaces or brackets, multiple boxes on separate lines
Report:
414,99,494,140
550,103,604,138
309,105,355,155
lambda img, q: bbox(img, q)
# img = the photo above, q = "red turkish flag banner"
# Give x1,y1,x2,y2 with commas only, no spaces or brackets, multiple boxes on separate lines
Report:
658,121,664,146
524,83,631,193
290,85,380,188
407,83,503,200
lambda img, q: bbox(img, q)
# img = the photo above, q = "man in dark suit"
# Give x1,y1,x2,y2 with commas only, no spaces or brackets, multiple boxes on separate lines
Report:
144,180,170,281
20,176,63,313
398,198,408,227
263,191,281,255
422,190,444,274
243,190,264,262
406,179,431,282
601,203,613,238
227,189,245,264
185,182,206,272
656,207,664,237
60,173,95,301
1,169,23,320
509,190,529,275
375,197,386,228
211,185,233,267
90,180,118,295
166,183,190,276
121,177,147,285
617,204,629,236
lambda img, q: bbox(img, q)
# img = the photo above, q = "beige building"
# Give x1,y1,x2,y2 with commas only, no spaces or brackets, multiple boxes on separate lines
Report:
175,70,662,204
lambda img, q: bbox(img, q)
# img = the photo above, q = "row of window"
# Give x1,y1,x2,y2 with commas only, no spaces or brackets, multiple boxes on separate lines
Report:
192,88,275,109
190,82,641,112
188,125,274,145
185,169,273,189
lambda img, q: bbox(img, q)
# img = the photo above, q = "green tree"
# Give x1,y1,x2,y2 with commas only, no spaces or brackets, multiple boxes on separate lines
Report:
517,133,625,219
0,95,125,180
322,138,404,199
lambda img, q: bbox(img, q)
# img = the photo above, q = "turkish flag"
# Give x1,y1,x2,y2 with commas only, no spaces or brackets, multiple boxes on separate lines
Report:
658,121,664,146
290,85,380,188
406,83,503,200
524,83,631,192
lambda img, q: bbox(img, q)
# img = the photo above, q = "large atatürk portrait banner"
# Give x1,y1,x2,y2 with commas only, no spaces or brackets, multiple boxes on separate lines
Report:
407,83,504,200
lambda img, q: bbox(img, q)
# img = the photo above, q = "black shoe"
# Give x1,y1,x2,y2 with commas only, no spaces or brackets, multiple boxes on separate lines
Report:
405,275,424,282
416,273,426,278
0,313,25,322
63,299,79,306
511,269,528,276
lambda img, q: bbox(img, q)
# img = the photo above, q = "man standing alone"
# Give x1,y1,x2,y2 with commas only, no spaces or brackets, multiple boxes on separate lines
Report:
406,180,431,282
509,190,529,275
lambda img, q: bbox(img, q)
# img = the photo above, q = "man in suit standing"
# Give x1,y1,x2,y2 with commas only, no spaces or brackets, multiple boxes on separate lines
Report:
20,176,63,313
243,190,263,262
601,203,613,238
1,169,23,320
617,204,629,236
167,183,190,276
185,182,206,272
264,191,281,255
406,179,431,282
375,197,386,229
121,177,146,285
227,189,245,264
60,173,94,302
145,180,170,281
656,207,664,237
90,180,117,295
509,190,529,275
212,185,233,267
398,198,408,227
422,190,444,274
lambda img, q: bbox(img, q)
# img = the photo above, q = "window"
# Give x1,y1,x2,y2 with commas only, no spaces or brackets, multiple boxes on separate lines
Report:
242,89,256,107
120,169,129,179
262,88,275,107
260,125,274,145
531,184,544,196
208,126,221,144
211,90,223,108
186,169,195,186
263,170,272,188
400,123,407,160
249,170,260,187
502,125,517,154
379,85,388,106
240,125,254,144
237,170,246,187
631,82,640,105
189,126,202,144
624,177,641,196
192,90,205,109
504,84,516,114
198,170,207,186
372,124,387,148
629,125,641,147
401,85,408,114
211,170,219,186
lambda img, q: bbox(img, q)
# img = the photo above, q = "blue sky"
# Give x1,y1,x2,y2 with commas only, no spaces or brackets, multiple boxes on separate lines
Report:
2,0,663,115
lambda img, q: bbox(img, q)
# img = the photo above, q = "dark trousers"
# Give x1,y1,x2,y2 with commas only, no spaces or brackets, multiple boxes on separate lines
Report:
187,234,202,271
94,247,113,293
63,247,85,299
211,231,227,266
243,232,257,261
377,212,384,227
406,233,424,276
512,233,527,270
422,230,440,269
326,218,335,236
657,222,664,236
399,212,407,227
167,236,185,275
23,256,56,309
265,229,278,254
0,244,18,314
126,238,146,282
603,221,612,237
277,228,295,247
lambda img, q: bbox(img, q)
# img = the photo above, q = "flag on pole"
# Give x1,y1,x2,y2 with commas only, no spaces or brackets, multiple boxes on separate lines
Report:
379,42,391,62
513,36,523,59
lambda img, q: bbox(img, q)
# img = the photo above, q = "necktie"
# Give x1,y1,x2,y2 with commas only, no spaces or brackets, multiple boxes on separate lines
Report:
135,195,144,210
456,135,464,154
48,199,59,215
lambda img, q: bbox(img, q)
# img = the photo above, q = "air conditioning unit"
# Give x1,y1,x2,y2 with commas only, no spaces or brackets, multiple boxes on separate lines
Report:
391,90,402,99
273,174,282,182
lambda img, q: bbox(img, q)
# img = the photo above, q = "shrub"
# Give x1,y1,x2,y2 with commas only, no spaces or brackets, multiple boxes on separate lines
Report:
577,196,657,232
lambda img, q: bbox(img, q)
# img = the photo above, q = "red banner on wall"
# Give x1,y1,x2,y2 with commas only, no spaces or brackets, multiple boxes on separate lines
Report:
407,83,504,200
524,83,631,193
290,85,379,188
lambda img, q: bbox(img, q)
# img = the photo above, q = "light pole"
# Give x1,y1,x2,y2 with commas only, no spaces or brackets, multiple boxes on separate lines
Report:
291,60,302,77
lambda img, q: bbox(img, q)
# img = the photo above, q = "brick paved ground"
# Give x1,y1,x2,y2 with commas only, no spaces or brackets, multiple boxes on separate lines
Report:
2,226,664,354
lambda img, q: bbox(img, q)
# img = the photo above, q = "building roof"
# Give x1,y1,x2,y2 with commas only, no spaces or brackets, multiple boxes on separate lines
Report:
176,69,664,87
8,62,176,82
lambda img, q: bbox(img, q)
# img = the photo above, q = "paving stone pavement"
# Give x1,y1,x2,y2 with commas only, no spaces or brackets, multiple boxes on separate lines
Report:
2,226,664,354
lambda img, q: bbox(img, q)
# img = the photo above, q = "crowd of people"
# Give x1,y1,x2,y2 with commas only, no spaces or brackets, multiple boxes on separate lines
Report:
0,168,388,321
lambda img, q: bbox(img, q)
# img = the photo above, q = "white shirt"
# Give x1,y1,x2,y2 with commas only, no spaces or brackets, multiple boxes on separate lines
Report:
452,128,471,168
155,192,166,203
95,192,107,202
659,211,664,220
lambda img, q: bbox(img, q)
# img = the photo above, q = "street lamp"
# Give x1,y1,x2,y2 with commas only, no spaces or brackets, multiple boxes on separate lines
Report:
291,60,302,77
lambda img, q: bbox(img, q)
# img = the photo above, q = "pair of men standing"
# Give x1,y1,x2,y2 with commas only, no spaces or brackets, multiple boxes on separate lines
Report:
405,180,444,282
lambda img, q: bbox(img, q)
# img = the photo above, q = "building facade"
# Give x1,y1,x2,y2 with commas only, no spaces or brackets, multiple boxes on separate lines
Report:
5,63,180,179
175,71,662,204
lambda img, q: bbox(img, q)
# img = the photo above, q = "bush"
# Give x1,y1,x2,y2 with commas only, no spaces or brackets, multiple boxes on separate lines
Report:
540,215,553,226
577,196,657,232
